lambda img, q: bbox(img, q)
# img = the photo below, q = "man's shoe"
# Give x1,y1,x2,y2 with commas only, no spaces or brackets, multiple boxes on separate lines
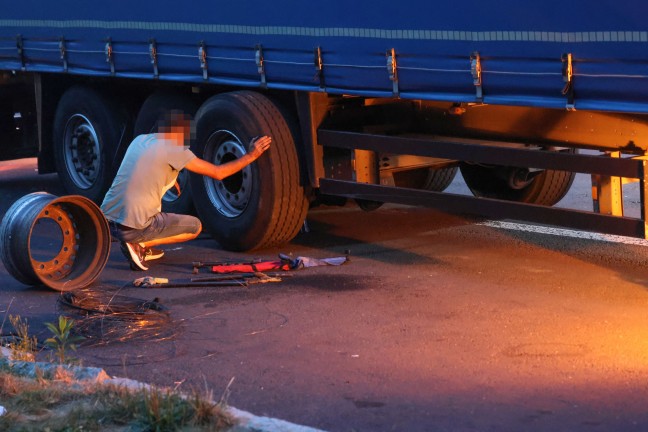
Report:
119,242,149,271
143,247,164,262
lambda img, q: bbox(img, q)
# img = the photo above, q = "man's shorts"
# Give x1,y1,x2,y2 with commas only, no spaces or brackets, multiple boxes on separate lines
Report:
108,212,202,244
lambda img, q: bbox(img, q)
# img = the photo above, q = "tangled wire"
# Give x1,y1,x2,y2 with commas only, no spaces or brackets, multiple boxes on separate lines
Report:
57,287,181,346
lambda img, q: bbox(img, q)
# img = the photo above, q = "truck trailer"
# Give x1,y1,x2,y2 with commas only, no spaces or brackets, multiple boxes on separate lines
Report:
2,0,648,251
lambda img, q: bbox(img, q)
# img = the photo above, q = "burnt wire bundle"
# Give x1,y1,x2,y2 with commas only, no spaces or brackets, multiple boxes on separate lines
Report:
57,287,181,346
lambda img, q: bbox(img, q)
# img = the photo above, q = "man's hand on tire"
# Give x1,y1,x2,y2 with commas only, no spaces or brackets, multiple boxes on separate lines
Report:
249,135,272,160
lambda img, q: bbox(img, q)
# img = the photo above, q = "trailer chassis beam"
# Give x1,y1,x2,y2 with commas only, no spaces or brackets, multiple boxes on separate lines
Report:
318,130,641,178
319,179,645,239
317,129,648,240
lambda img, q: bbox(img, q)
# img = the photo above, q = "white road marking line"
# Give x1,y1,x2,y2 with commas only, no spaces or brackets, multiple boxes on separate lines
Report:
477,220,648,247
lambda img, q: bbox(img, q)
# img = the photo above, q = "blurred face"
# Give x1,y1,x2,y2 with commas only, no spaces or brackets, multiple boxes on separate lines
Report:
160,118,192,146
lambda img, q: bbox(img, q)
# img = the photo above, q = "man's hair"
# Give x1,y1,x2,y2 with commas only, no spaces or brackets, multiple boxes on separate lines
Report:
158,109,191,131
157,110,196,143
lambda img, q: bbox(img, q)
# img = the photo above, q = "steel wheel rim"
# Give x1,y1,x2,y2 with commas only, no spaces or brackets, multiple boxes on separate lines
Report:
31,203,79,280
63,114,101,190
203,130,253,218
0,193,111,291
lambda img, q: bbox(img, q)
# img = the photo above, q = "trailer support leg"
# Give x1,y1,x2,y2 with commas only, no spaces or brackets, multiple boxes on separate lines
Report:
353,149,378,184
592,152,624,217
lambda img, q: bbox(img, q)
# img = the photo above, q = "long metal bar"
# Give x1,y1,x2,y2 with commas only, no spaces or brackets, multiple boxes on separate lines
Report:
318,130,642,178
319,178,646,238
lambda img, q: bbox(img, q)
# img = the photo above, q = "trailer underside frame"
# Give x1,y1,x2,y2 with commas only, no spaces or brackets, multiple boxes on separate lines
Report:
317,129,648,240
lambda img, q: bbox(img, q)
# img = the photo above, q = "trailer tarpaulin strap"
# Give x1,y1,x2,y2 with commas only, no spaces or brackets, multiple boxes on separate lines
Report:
562,53,575,110
470,51,483,103
211,253,349,273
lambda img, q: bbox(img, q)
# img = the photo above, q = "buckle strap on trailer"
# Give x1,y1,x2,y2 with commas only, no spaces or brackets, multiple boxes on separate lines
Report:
16,34,25,71
105,38,115,76
470,51,483,103
149,38,159,78
314,46,325,91
387,48,399,97
59,37,68,72
562,53,575,111
256,44,267,88
198,41,208,80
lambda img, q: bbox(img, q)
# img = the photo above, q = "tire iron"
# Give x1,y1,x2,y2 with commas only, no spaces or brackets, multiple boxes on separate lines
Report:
191,272,290,282
140,279,250,288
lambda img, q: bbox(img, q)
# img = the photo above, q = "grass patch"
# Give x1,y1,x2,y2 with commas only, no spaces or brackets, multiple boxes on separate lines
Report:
0,315,235,431
0,366,236,431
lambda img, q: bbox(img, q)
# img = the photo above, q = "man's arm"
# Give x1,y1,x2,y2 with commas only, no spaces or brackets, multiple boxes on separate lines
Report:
184,136,271,180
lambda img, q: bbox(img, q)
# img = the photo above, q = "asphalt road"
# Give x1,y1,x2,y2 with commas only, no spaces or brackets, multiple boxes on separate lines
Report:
2,158,648,432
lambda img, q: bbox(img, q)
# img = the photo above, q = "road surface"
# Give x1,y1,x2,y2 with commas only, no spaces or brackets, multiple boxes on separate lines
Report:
2,158,648,431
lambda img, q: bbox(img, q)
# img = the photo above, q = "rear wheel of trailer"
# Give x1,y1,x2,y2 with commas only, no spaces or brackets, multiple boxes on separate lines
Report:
53,86,131,203
190,91,308,251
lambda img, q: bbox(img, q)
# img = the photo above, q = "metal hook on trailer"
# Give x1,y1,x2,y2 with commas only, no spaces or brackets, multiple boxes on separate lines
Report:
562,53,575,111
387,48,399,97
198,41,208,80
256,44,267,88
470,51,483,103
105,38,115,76
59,37,68,72
149,38,159,78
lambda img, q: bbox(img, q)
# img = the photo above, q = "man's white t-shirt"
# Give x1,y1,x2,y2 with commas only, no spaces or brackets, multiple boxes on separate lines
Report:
101,134,196,229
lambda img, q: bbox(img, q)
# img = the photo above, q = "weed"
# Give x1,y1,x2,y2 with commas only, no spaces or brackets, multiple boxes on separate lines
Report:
190,385,217,425
189,383,235,429
0,297,15,343
0,365,237,431
0,371,20,397
44,316,84,365
0,411,18,431
34,366,46,385
7,315,37,361
139,386,192,430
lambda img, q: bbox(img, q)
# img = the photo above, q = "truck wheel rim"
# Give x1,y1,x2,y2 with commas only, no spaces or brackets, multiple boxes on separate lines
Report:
0,192,111,291
63,114,100,190
203,130,253,218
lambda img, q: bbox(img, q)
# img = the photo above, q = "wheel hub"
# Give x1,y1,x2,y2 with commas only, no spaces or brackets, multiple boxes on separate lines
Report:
32,204,78,281
64,114,100,189
204,130,253,218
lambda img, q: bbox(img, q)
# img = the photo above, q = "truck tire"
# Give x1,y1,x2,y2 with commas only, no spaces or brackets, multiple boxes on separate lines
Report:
134,91,198,215
393,166,458,191
356,199,383,212
460,154,575,206
421,166,459,191
190,91,308,251
356,166,458,212
53,86,130,203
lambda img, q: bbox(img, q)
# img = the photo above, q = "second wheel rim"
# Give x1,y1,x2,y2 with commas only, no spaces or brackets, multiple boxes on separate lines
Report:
63,114,101,189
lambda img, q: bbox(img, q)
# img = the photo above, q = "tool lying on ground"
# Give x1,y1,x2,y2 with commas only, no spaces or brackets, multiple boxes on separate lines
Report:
133,272,282,288
191,260,260,274
193,252,351,274
133,276,169,287
192,257,291,274
190,272,291,282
